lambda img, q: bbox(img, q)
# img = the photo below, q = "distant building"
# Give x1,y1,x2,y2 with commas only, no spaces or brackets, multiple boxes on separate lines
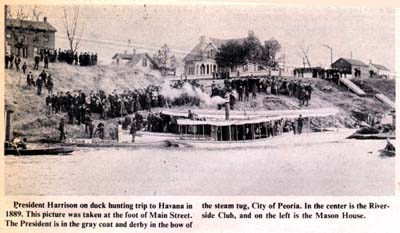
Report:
5,17,57,58
112,50,159,74
183,32,262,77
369,62,391,79
331,58,369,78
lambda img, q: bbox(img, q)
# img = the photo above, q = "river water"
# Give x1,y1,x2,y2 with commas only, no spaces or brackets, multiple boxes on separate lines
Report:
4,139,394,196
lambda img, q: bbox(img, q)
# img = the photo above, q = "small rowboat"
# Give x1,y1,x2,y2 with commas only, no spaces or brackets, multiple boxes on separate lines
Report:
379,149,395,157
4,147,74,156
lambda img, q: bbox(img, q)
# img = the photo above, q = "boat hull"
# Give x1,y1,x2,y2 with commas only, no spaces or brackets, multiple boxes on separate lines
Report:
62,140,170,148
167,129,355,149
379,149,395,157
4,147,74,156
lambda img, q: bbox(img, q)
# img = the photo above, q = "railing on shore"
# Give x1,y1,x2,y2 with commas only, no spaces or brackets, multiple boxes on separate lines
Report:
167,70,292,81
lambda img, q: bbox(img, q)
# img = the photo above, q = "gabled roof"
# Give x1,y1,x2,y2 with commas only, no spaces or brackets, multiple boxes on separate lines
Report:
126,53,159,68
339,58,368,67
209,37,246,48
183,37,247,62
183,42,204,62
112,53,135,60
370,63,390,71
6,18,57,32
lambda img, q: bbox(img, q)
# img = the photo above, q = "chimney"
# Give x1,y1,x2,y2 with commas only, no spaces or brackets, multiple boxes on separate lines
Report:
369,59,372,64
132,49,136,55
124,50,127,54
200,35,205,43
43,17,47,23
248,30,255,37
224,102,230,120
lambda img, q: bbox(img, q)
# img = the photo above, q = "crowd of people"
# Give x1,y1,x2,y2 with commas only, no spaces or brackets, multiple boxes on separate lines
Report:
210,76,314,107
5,47,98,73
57,49,98,66
38,48,98,67
24,70,55,96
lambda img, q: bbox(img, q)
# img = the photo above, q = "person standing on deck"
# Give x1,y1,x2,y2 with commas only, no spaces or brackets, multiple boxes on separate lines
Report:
130,119,137,143
59,118,66,142
297,115,304,134
88,120,95,139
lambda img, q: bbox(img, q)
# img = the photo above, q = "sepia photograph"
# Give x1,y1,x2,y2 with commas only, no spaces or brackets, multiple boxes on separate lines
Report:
3,3,396,196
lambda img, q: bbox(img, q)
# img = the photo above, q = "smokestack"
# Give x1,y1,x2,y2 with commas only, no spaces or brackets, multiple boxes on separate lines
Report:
43,17,47,22
224,102,230,120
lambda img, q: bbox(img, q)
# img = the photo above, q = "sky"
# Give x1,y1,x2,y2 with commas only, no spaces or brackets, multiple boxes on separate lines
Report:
9,4,396,70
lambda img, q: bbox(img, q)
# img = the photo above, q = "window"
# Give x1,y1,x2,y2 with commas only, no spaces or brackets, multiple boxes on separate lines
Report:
142,58,147,67
33,47,38,56
43,34,49,42
6,33,11,39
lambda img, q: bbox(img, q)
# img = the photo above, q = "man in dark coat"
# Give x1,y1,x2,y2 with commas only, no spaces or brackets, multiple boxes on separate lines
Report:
58,118,66,142
26,71,33,90
39,70,47,87
9,53,14,69
44,55,49,69
47,77,54,96
36,78,43,96
88,120,95,138
5,53,9,69
15,56,21,72
22,62,27,74
297,115,304,134
34,55,40,70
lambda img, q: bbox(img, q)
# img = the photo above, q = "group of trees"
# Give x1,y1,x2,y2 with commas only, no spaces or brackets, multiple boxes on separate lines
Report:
152,44,178,75
215,31,282,71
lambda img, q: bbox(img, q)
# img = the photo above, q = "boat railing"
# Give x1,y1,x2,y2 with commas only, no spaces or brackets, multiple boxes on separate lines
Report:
179,134,215,141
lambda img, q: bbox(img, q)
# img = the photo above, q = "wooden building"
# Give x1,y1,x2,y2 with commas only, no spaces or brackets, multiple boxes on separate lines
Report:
112,51,160,74
183,32,263,77
369,62,391,79
331,58,369,78
5,17,57,58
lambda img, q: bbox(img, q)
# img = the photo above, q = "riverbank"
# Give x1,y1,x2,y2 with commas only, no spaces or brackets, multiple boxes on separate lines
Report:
4,62,395,142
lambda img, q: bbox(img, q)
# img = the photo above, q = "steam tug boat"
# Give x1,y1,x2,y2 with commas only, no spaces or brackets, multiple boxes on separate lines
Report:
162,104,354,148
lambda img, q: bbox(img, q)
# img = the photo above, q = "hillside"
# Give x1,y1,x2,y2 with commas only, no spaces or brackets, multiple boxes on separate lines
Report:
4,63,396,142
5,63,163,141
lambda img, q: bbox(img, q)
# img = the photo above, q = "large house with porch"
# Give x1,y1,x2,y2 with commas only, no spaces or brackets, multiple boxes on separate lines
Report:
5,17,57,58
183,33,262,77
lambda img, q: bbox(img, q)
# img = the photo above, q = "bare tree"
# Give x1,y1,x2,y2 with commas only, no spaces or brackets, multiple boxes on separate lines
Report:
62,6,85,53
16,7,29,20
31,5,42,21
296,44,312,68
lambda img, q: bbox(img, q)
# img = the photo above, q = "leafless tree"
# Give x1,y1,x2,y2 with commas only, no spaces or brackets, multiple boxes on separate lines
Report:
62,6,85,53
296,44,312,68
31,5,42,21
16,7,29,20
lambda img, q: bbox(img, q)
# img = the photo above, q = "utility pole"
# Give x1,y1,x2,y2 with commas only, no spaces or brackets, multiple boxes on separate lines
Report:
322,44,333,68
